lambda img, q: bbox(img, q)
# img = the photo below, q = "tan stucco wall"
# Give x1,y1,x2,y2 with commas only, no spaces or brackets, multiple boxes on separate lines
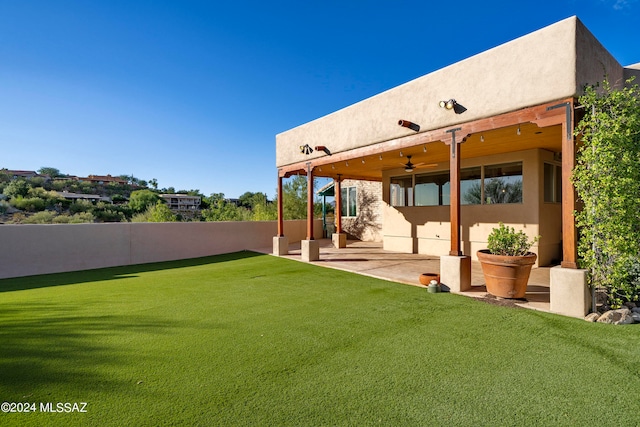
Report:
380,149,562,266
575,19,624,90
0,220,322,279
276,17,624,168
340,179,383,242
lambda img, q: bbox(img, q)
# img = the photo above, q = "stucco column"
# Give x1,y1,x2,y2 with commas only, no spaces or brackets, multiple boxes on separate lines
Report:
332,175,346,248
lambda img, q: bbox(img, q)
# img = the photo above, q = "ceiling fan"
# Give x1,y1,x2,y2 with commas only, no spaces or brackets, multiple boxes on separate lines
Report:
401,155,437,172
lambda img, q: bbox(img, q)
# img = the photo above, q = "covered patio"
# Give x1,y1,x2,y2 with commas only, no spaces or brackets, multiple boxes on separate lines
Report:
272,17,640,318
262,239,552,312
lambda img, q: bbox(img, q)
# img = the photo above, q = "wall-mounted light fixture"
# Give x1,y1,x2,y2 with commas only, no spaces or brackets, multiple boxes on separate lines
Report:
439,99,457,110
517,125,521,136
398,119,420,132
399,151,403,157
300,144,313,155
439,98,467,114
480,134,485,142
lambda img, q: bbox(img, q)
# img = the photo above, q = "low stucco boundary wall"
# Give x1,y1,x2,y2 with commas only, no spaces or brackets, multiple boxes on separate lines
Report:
0,220,322,279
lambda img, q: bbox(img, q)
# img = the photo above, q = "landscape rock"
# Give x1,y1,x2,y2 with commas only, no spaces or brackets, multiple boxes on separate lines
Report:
585,313,600,322
623,302,637,309
597,308,634,325
632,307,640,314
631,312,640,323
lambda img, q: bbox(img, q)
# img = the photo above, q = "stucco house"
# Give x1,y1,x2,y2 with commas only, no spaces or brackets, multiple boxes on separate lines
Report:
273,17,640,317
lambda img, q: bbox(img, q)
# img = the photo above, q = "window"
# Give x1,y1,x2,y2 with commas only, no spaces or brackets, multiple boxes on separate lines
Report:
390,162,523,207
483,162,523,204
544,163,562,203
415,172,449,206
390,176,413,207
341,186,357,217
414,167,481,206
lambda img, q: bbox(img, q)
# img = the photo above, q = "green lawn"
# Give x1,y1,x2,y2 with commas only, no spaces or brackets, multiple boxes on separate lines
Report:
1,251,639,426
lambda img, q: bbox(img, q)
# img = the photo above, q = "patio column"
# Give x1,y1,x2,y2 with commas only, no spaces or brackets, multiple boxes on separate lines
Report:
440,127,471,293
446,127,462,256
306,163,314,241
560,103,578,269
273,170,288,255
277,173,284,237
302,163,319,261
332,174,346,248
335,176,342,234
549,100,590,318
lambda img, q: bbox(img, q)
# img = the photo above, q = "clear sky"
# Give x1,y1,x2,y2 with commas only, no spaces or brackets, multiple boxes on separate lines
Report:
1,1,637,198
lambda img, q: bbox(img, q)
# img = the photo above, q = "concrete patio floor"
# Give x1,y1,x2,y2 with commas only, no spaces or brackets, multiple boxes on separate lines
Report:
258,239,552,313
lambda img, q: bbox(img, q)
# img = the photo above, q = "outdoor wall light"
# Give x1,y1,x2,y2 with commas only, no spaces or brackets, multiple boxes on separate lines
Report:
398,119,420,132
439,99,457,110
300,144,313,155
517,125,521,136
480,134,485,142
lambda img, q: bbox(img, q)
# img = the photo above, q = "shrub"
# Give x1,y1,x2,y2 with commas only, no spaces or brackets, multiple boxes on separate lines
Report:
573,77,640,308
11,196,46,212
487,222,539,256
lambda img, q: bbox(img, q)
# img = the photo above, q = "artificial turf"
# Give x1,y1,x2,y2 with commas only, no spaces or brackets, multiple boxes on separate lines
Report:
1,251,639,426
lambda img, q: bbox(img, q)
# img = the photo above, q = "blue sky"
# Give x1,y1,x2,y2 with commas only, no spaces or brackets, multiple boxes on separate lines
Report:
0,1,637,198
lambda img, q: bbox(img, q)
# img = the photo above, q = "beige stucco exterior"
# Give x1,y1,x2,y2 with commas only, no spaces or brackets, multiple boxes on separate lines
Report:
275,16,636,267
276,16,627,169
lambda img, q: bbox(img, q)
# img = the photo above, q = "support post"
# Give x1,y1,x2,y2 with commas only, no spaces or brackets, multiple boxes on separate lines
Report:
332,175,347,248
301,164,319,261
446,128,462,256
548,101,578,268
273,171,288,255
335,175,342,234
306,163,314,241
277,172,284,237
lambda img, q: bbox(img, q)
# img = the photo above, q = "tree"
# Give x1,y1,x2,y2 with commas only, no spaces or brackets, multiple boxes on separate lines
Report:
149,178,158,190
282,175,322,220
201,193,250,221
129,189,161,213
147,203,177,222
37,167,62,177
573,77,640,308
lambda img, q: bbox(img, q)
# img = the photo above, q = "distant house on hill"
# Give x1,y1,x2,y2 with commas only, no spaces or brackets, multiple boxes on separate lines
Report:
78,175,129,186
56,191,112,204
2,169,50,181
160,194,201,211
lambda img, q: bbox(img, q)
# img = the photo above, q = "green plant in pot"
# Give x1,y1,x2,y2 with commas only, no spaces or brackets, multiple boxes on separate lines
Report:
477,222,540,299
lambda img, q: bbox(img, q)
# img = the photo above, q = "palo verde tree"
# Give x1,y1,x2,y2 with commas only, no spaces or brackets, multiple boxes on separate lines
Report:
572,77,640,308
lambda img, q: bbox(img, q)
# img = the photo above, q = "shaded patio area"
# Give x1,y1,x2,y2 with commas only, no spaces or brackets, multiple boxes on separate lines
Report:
259,239,552,313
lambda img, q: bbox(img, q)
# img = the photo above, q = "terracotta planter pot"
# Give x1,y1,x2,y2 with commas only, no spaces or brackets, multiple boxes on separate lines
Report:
419,273,440,286
477,250,537,299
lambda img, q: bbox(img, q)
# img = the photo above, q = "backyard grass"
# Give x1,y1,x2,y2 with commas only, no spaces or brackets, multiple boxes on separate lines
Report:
1,251,639,426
